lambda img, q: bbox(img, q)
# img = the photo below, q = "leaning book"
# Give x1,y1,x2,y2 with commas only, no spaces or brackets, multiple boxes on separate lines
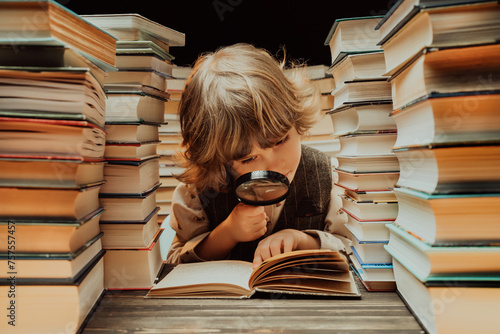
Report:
146,249,361,299
393,258,500,334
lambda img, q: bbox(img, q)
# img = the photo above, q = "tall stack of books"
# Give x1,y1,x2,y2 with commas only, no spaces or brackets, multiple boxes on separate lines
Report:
284,65,339,158
156,66,192,222
324,16,398,291
82,14,185,289
0,0,116,332
377,1,500,333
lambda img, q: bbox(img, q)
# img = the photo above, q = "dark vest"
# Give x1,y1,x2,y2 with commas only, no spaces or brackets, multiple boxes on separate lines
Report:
199,145,332,262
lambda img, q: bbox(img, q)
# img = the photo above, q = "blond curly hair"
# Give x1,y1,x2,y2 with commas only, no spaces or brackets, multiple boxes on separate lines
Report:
176,43,321,192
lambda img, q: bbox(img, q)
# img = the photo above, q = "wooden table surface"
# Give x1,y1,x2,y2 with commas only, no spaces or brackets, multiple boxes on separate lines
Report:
82,277,425,334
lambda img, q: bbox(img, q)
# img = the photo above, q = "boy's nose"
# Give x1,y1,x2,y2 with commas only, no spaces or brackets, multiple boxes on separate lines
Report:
262,153,285,174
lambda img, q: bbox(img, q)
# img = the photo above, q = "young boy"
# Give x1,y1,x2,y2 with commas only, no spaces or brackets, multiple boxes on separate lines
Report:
167,43,350,268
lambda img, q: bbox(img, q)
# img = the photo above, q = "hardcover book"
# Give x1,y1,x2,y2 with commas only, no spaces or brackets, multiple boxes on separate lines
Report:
340,194,399,221
99,185,159,222
393,187,500,245
328,102,395,136
324,16,383,66
100,157,160,195
391,92,500,148
328,51,388,88
0,233,103,282
0,117,106,159
394,143,500,194
350,254,395,292
104,229,163,290
0,67,106,128
385,223,500,282
81,13,185,47
376,0,495,42
380,1,500,75
0,157,104,188
100,207,160,249
336,154,400,173
335,170,400,192
0,252,105,334
393,258,500,334
0,0,117,67
389,43,500,110
344,209,390,242
146,250,361,299
338,132,397,156
105,93,166,124
331,79,392,109
0,184,102,220
0,208,103,253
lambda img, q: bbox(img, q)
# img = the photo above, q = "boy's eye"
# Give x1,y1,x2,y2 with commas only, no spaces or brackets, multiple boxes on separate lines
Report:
241,156,256,164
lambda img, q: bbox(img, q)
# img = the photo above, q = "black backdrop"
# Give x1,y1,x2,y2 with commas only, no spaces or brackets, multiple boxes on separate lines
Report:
61,0,395,67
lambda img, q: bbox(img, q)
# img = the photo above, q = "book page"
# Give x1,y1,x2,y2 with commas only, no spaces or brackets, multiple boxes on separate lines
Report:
255,270,360,296
250,249,346,283
151,260,254,292
249,250,361,297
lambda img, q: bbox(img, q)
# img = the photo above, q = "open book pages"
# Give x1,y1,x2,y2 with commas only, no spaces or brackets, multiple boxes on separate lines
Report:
146,249,361,299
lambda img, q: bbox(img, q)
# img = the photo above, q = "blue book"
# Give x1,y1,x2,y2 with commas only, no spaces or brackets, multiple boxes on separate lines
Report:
351,246,392,267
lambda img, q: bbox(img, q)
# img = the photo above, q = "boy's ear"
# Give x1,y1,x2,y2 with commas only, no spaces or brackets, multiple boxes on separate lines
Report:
297,198,321,217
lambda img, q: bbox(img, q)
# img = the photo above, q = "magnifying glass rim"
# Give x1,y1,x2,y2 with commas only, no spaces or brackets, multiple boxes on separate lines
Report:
235,170,290,206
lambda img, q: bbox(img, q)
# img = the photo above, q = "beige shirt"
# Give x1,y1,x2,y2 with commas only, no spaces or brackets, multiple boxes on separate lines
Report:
166,179,352,264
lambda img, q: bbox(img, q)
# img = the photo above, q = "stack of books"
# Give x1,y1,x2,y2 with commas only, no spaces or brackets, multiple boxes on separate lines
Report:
164,66,192,115
283,65,339,157
156,66,192,222
324,15,398,291
83,13,185,290
377,1,500,333
0,0,116,332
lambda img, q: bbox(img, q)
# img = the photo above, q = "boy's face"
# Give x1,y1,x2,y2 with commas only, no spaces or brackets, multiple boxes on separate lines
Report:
230,127,302,184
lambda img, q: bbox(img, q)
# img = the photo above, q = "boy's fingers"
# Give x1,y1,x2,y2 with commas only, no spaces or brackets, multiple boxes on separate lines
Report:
270,238,283,257
255,225,267,239
256,243,271,264
252,254,262,269
239,203,265,216
282,238,294,253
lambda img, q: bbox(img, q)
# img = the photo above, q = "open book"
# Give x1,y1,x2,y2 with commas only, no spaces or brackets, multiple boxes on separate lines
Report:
146,249,361,299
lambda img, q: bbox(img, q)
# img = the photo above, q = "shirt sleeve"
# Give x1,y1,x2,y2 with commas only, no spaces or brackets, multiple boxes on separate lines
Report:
166,182,212,264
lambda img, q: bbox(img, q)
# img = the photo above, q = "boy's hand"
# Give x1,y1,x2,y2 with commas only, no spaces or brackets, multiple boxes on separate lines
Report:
252,229,320,269
223,203,268,243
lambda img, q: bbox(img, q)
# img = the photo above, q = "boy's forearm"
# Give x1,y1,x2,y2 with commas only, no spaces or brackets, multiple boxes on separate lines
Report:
194,222,238,260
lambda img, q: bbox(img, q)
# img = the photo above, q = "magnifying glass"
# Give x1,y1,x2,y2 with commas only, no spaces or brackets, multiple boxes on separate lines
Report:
235,170,290,206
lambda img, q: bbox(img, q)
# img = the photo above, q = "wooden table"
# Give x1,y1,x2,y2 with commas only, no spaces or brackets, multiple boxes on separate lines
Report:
82,277,425,334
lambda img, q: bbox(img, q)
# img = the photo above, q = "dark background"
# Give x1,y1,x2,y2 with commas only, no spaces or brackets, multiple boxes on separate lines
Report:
60,0,396,67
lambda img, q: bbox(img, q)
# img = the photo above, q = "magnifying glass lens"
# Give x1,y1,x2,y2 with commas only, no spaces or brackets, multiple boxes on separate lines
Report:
235,171,290,206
